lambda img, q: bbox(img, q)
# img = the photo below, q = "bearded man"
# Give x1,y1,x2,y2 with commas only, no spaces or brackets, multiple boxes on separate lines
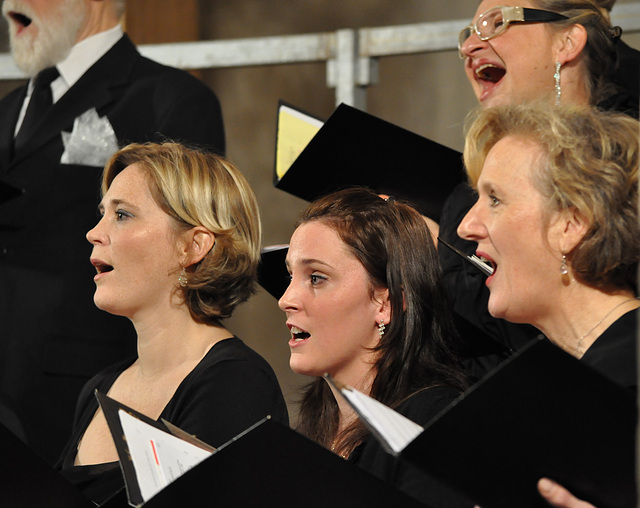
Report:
0,0,225,464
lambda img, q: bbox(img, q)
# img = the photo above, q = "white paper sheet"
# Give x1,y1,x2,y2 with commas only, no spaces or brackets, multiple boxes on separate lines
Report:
118,410,212,502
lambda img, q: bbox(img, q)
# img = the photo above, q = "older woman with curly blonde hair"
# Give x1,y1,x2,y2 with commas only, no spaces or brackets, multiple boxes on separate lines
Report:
458,100,639,508
459,102,639,386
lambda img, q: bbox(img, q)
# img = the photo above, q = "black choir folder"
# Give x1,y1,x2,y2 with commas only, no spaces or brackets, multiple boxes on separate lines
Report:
274,101,464,222
258,244,289,299
97,392,430,508
331,338,637,508
0,419,93,508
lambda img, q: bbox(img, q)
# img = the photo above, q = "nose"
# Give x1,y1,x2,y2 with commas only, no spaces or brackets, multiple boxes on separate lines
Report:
86,216,107,246
459,30,487,59
457,200,486,242
278,276,299,313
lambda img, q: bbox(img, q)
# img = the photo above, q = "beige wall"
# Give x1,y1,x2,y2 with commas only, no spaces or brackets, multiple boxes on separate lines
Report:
0,1,638,423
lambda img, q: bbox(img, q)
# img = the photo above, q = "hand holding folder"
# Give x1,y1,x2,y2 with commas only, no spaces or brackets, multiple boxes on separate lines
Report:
328,338,636,508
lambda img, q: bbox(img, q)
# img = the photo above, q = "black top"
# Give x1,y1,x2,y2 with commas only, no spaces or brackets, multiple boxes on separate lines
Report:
56,337,288,505
581,308,637,391
349,386,476,507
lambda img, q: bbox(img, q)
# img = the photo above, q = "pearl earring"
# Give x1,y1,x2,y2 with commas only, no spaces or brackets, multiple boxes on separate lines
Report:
560,255,568,276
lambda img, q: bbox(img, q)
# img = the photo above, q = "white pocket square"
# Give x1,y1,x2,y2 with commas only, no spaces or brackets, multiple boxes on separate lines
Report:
60,108,119,167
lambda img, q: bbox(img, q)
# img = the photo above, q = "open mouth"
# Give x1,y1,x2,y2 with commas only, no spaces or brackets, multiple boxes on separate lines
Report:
8,11,32,30
92,260,114,274
475,63,506,84
290,326,310,342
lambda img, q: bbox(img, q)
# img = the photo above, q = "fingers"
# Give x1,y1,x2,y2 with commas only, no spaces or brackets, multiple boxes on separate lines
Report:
538,478,596,508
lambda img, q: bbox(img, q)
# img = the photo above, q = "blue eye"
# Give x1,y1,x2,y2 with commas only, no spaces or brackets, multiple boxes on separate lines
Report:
489,195,501,207
310,274,326,286
115,209,132,221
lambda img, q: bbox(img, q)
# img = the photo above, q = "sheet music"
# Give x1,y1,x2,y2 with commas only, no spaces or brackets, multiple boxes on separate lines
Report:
339,388,423,455
119,410,212,502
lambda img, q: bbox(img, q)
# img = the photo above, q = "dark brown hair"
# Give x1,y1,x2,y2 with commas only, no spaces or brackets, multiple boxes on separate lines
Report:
294,188,467,456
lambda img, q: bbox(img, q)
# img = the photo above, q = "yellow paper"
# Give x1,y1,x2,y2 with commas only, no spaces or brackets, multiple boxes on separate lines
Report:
275,104,323,180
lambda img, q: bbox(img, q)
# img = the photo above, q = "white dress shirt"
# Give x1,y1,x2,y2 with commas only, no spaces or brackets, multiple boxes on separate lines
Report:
15,24,124,136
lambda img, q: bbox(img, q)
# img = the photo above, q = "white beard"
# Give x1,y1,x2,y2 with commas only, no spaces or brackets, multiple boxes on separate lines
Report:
2,0,87,76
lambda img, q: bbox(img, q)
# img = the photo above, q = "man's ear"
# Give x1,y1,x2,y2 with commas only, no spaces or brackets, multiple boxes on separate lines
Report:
182,227,215,267
555,23,588,65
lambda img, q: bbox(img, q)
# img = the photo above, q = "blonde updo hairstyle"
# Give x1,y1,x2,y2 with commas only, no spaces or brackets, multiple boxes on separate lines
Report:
464,102,639,289
532,0,621,104
102,142,262,323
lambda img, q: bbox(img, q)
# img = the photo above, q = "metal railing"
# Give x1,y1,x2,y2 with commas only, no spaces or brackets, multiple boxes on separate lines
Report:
0,2,638,109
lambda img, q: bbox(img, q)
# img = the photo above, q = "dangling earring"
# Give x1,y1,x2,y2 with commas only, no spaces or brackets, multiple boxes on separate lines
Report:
560,254,570,284
554,61,562,106
560,255,568,275
178,267,188,287
378,320,386,339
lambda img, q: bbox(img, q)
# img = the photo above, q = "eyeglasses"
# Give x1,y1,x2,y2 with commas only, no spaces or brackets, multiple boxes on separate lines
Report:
458,6,568,58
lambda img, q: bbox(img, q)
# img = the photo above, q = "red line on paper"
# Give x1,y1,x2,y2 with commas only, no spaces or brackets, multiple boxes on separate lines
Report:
150,439,160,466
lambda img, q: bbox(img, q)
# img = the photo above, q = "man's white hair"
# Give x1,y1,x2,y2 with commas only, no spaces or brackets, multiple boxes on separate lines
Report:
2,0,87,76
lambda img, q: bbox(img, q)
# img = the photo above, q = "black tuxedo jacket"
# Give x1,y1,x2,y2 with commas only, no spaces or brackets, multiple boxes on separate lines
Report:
0,34,225,463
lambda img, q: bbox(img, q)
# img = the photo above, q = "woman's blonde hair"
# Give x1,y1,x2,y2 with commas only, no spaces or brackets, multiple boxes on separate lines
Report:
103,142,262,322
464,102,639,289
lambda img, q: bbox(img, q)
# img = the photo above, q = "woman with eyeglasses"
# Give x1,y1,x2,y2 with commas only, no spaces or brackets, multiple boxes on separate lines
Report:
438,0,640,369
458,1,637,113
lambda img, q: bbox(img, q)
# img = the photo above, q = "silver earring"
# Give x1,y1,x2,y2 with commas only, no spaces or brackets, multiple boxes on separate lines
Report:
560,255,568,275
378,320,386,338
178,267,188,287
554,61,562,106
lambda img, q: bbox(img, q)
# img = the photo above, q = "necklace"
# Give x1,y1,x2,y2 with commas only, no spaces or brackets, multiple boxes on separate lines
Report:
575,298,638,356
